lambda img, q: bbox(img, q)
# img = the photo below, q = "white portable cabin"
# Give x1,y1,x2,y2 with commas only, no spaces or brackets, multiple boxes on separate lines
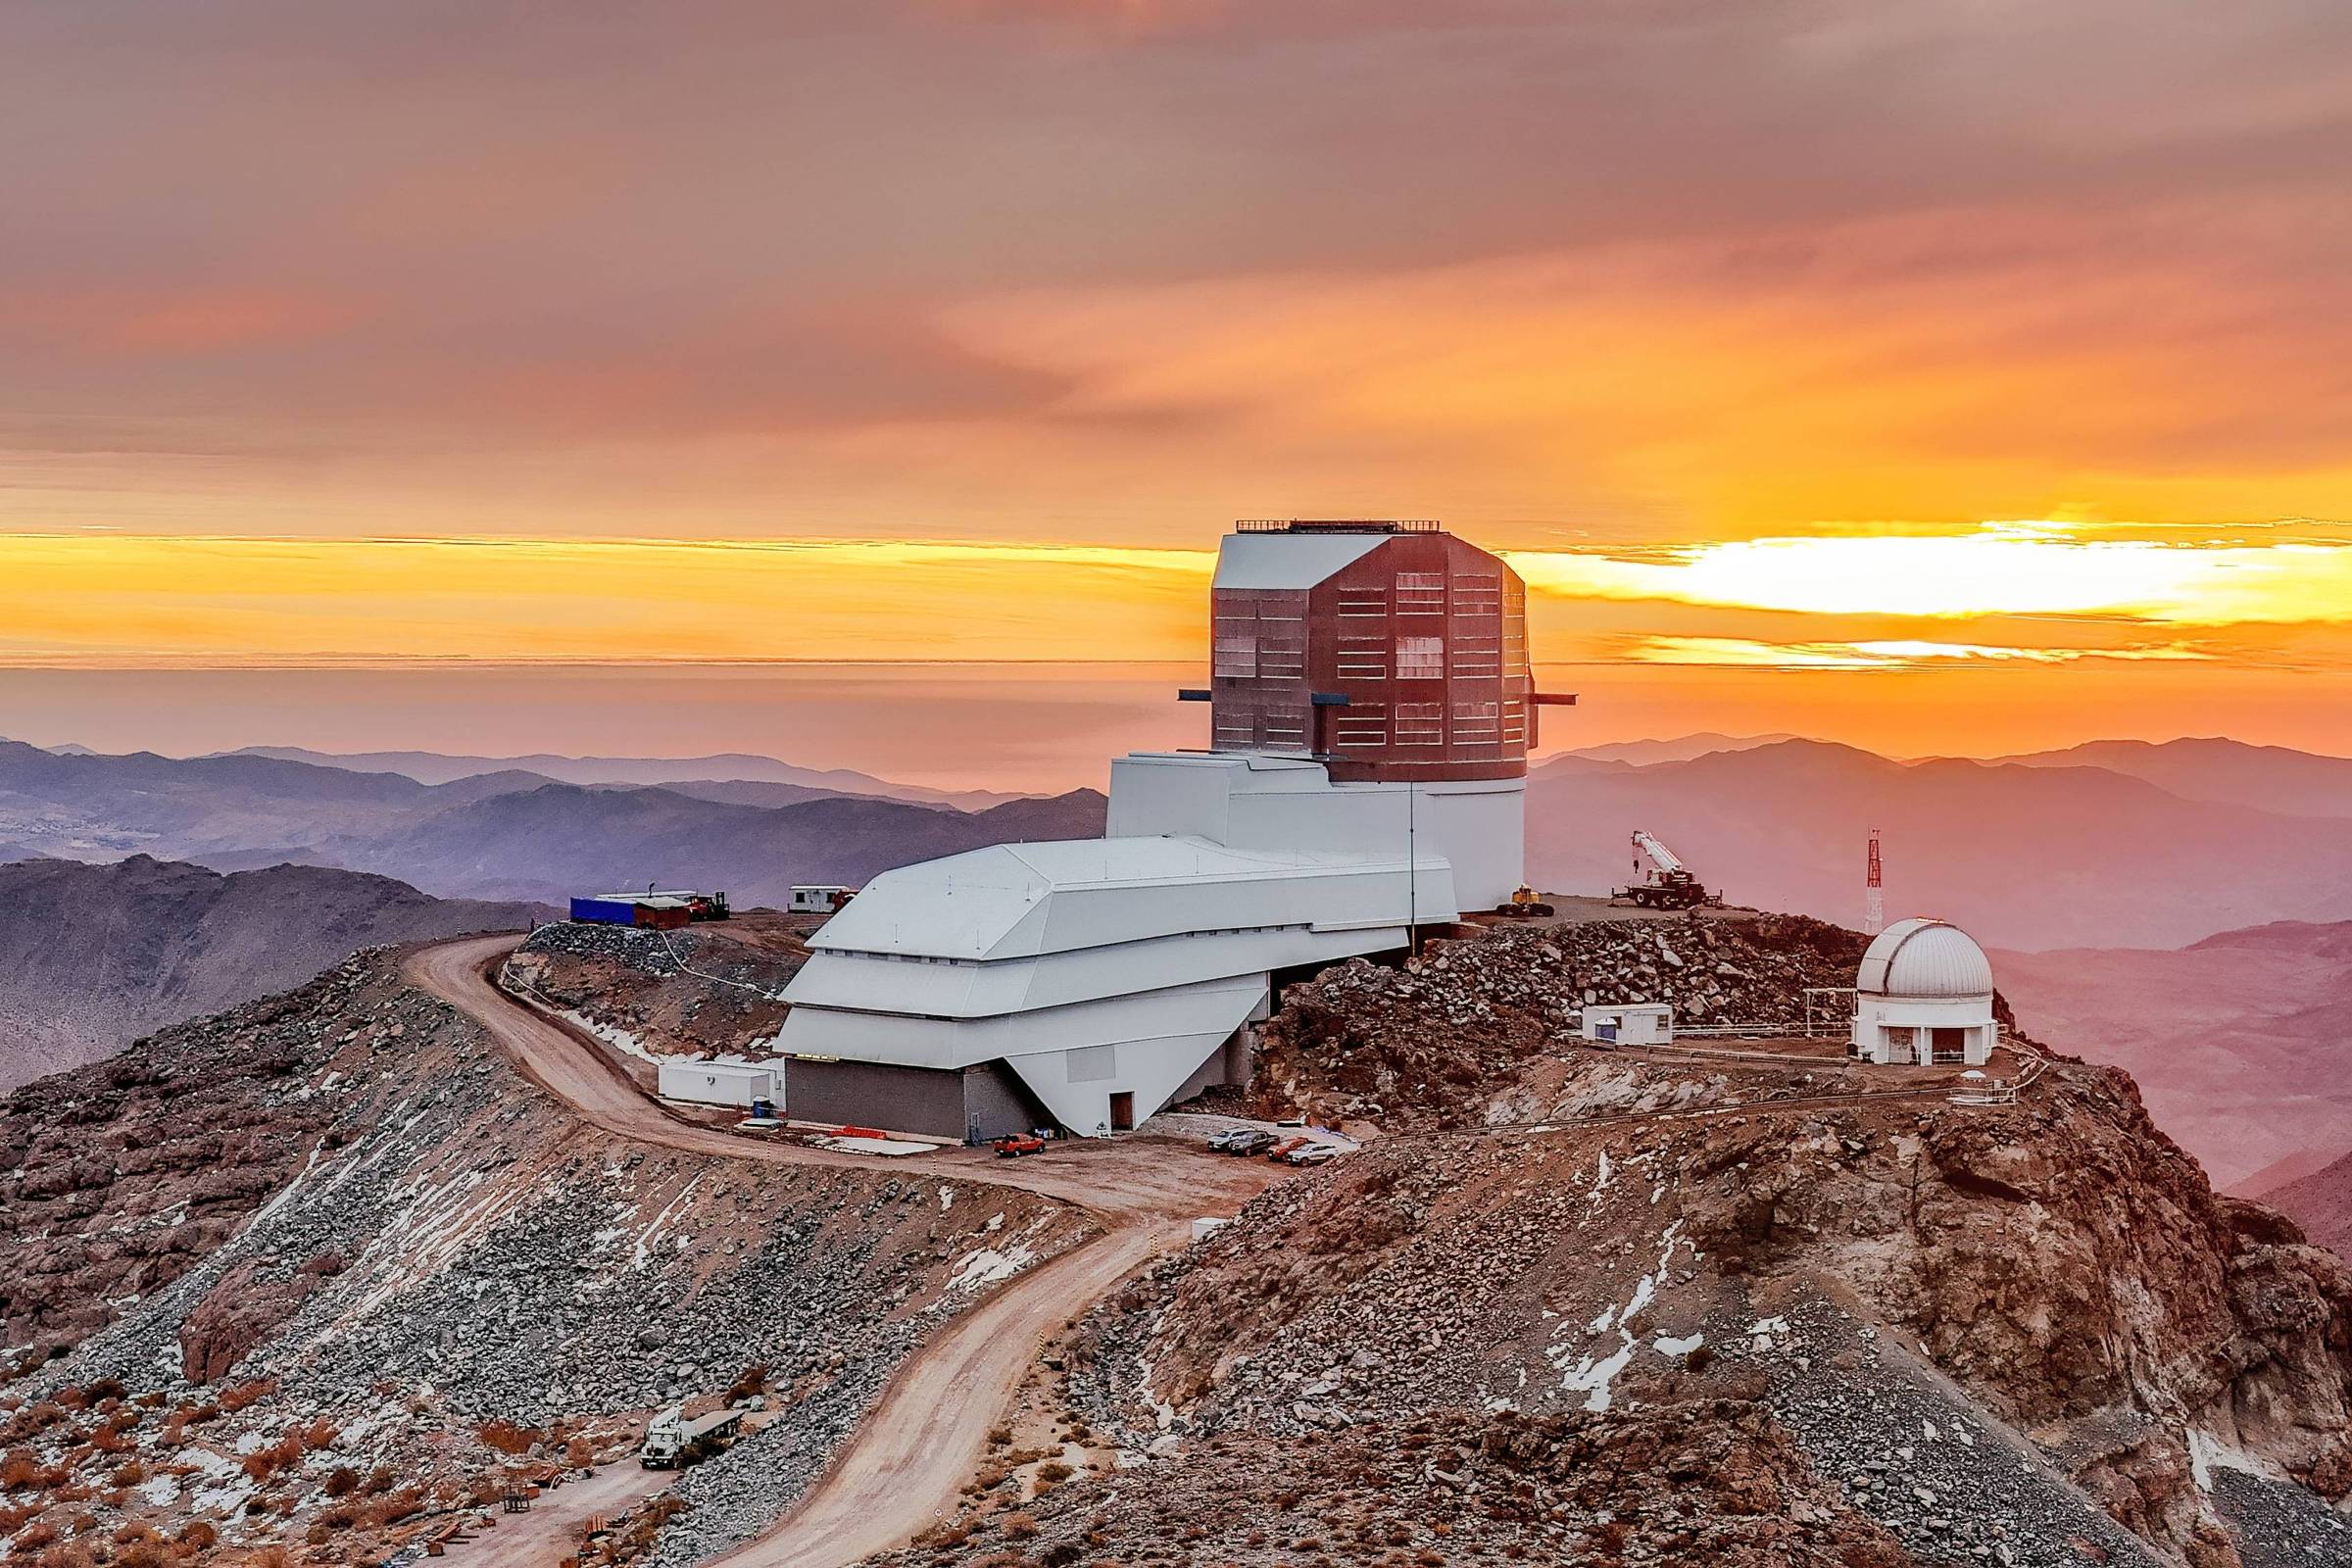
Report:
789,885,857,914
656,1058,780,1108
1580,1003,1674,1046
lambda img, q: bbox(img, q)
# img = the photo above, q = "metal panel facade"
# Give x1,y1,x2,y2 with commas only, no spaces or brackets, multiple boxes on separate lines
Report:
1207,527,1533,782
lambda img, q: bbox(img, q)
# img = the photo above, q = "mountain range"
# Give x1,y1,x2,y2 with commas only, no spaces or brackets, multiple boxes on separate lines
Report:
220,744,1020,808
0,737,1106,906
1527,736,2352,950
1993,917,2352,1196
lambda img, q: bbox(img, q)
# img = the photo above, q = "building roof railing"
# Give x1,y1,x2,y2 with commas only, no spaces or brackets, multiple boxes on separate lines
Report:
1234,518,1443,534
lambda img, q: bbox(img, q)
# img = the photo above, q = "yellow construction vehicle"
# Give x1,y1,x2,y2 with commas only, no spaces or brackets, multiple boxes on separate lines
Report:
1494,885,1555,919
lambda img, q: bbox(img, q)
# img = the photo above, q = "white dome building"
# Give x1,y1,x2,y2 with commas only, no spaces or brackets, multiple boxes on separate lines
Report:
1851,917,1997,1066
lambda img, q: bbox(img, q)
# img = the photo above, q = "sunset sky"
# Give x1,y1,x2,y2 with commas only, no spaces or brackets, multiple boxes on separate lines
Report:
5,2,2351,784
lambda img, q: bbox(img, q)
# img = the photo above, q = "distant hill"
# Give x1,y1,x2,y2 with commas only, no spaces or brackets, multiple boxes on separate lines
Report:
1991,736,2352,818
1552,732,1800,766
1992,918,2352,1191
305,783,1108,905
220,745,1019,809
2259,1149,2352,1258
0,856,545,1089
1527,738,2352,951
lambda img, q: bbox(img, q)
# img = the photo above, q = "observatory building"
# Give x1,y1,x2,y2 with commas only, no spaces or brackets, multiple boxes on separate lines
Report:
773,519,1567,1140
1850,917,1997,1066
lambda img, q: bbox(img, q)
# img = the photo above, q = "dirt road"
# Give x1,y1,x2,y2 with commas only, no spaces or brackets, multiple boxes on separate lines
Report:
400,933,1267,1568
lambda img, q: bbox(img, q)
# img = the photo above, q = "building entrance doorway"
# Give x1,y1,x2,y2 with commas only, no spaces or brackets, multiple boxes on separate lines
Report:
1932,1027,1967,1063
1108,1092,1135,1132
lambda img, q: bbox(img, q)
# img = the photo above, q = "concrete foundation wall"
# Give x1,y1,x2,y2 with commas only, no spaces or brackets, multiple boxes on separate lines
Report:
784,1057,1047,1143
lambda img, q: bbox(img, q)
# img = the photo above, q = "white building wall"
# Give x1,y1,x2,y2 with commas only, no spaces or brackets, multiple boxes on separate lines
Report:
1106,753,1526,910
1852,997,1995,1065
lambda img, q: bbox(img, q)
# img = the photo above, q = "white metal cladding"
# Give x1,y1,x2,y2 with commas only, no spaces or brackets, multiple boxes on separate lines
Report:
1212,531,1391,590
801,835,1455,965
1102,753,1525,909
1856,917,1994,998
784,904,1438,1024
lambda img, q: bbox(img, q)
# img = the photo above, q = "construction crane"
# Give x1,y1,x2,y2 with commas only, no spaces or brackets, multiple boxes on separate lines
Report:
1613,830,1725,910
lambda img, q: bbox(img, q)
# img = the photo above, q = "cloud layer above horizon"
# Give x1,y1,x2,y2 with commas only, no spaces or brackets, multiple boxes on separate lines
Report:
5,2,2351,710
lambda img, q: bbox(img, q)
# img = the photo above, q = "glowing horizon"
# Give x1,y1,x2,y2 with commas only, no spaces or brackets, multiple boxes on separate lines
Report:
7,4,2352,760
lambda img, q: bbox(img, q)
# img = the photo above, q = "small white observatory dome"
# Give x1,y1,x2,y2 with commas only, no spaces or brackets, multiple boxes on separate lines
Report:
1856,917,1993,999
1851,917,1997,1067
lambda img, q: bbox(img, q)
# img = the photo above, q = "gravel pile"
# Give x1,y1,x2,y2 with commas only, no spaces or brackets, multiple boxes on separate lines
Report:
1754,1298,2162,1568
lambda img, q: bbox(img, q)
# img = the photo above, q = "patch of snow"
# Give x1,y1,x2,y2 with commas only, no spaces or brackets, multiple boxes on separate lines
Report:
948,1242,1037,1292
1654,1332,1704,1357
1549,1335,1638,1413
139,1472,182,1505
939,1185,956,1211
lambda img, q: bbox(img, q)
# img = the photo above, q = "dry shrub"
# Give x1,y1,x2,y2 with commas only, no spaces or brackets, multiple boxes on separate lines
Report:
109,1521,158,1546
107,1461,142,1490
217,1380,275,1414
318,1504,357,1532
251,1546,291,1568
175,1522,217,1551
301,1418,337,1451
14,1519,60,1551
1035,1462,1072,1484
1,1450,40,1491
363,1465,396,1494
913,1519,972,1549
1002,1513,1040,1540
239,1433,305,1482
322,1467,360,1499
87,1428,129,1455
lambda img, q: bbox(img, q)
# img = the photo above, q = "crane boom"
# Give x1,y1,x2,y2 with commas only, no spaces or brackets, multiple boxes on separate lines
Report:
1631,830,1686,876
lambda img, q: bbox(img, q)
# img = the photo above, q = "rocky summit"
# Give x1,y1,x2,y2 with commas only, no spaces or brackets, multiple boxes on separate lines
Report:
1,907,2347,1568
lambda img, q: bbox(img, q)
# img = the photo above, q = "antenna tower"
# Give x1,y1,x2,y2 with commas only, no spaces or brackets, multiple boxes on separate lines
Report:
1864,826,1884,936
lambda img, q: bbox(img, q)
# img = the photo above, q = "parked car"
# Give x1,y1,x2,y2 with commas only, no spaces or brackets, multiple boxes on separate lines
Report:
1223,1129,1277,1155
1265,1136,1313,1161
1285,1143,1341,1166
1207,1127,1267,1152
993,1134,1047,1157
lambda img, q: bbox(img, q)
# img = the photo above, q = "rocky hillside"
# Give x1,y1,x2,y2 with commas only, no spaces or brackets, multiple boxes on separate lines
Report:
877,927,2352,1568
0,855,543,1088
0,943,1094,1568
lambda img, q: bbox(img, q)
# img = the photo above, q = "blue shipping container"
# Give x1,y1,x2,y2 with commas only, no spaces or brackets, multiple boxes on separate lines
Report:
570,897,640,925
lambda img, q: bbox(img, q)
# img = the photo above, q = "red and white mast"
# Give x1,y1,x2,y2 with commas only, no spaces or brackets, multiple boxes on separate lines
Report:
1865,826,1884,936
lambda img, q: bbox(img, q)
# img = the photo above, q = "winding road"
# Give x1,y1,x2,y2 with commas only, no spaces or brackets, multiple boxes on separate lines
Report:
401,934,1267,1568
